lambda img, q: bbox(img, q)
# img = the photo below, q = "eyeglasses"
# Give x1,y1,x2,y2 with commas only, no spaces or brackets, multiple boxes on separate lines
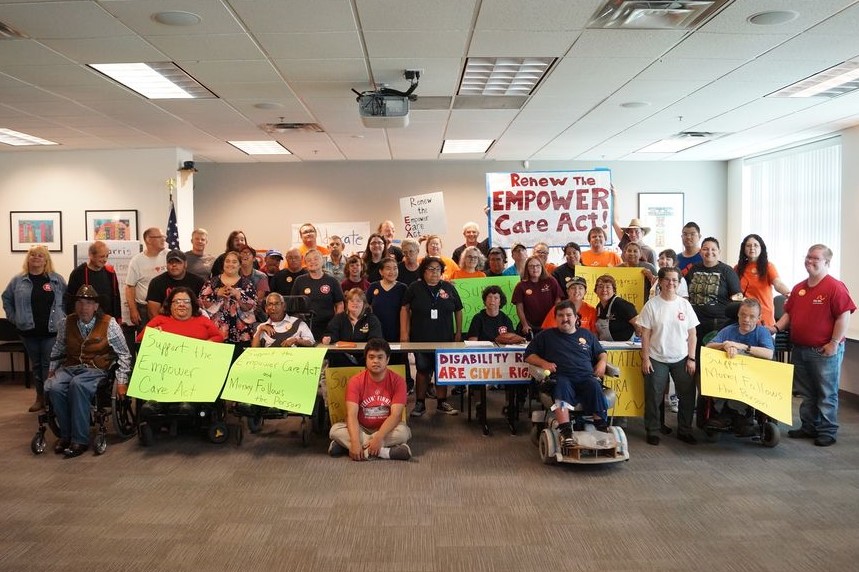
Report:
369,240,385,246
533,250,549,255
171,299,192,306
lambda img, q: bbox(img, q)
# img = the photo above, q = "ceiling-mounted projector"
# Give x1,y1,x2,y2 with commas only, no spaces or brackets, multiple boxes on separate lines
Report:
353,70,420,129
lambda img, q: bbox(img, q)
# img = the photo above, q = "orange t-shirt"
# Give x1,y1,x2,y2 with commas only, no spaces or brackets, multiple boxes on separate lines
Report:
541,302,597,333
450,270,486,280
581,250,622,267
737,262,779,326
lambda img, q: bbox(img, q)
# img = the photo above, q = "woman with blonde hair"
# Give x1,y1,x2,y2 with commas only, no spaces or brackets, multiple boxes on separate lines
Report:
2,246,67,411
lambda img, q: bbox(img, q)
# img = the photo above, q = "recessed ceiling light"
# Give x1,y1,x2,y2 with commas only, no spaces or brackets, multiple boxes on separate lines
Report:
458,58,555,96
253,102,283,110
0,128,58,146
441,139,494,154
769,59,859,98
748,11,798,26
88,62,216,99
153,11,202,26
228,141,292,155
620,101,650,108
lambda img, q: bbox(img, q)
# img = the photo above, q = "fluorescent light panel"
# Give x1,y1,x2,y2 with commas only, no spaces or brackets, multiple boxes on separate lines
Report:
769,60,859,98
458,58,554,96
0,128,58,146
441,139,494,154
88,62,215,99
228,140,292,155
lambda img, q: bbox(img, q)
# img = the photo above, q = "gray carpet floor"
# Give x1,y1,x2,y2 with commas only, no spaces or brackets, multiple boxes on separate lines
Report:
1,375,858,572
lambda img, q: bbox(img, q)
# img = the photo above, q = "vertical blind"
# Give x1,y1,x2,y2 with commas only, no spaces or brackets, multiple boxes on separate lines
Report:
742,137,841,286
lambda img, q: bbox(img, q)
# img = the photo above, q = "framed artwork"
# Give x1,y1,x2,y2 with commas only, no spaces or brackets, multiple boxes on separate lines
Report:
10,211,63,252
637,193,684,250
85,209,139,241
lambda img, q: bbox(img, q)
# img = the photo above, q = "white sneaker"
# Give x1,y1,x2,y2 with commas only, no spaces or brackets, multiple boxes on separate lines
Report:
668,394,679,413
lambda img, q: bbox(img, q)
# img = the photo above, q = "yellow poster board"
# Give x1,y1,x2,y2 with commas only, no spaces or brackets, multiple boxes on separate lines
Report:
325,365,407,425
700,347,794,424
604,349,644,417
128,329,234,403
221,347,327,414
577,266,647,311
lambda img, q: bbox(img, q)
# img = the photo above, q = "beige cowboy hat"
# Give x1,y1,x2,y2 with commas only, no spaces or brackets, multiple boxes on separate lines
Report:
623,218,651,236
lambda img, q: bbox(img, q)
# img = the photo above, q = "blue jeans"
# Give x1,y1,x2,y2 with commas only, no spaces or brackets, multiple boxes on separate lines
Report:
22,335,56,396
644,358,695,436
792,344,844,438
554,375,608,421
45,366,106,445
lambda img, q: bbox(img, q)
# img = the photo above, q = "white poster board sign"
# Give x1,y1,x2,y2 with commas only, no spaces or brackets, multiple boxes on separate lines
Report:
486,169,613,248
74,240,142,325
290,222,371,256
399,191,447,238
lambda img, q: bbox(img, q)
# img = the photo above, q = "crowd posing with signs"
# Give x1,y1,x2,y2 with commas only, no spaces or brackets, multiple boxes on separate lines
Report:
2,213,854,459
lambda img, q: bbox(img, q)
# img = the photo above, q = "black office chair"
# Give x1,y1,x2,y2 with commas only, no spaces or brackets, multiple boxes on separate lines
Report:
0,318,31,388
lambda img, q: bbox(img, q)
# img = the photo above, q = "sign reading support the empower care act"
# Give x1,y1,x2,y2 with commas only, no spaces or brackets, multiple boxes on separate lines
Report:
487,169,612,247
221,347,326,414
127,329,234,403
400,191,447,238
452,276,521,333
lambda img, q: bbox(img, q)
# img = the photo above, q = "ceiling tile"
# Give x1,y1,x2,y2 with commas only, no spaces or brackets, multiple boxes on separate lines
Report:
475,0,601,31
357,0,477,31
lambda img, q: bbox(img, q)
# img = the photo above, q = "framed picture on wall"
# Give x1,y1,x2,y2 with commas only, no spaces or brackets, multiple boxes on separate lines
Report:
10,211,63,252
85,209,139,241
637,193,684,251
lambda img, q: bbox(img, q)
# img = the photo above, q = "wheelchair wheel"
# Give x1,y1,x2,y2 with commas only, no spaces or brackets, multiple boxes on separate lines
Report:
31,432,47,455
246,415,263,434
538,429,557,465
94,433,107,455
208,421,229,444
761,422,780,448
113,397,137,439
139,422,155,447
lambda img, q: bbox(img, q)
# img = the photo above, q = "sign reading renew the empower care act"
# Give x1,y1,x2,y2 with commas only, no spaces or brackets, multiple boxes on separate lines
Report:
400,191,447,238
487,169,613,247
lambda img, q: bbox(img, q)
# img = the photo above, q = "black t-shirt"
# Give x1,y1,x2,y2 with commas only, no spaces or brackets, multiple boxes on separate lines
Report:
396,263,420,286
366,281,408,341
402,280,463,342
365,258,384,283
292,273,344,338
145,272,205,306
270,268,307,296
596,295,638,341
552,264,578,299
65,264,120,318
451,238,490,264
26,274,53,337
467,310,514,342
686,262,741,322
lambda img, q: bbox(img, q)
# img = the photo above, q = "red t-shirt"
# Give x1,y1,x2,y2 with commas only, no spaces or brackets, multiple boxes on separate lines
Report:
784,274,856,347
137,314,225,342
346,369,407,430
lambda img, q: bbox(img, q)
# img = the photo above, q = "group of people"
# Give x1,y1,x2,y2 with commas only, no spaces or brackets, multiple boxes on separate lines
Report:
2,211,854,459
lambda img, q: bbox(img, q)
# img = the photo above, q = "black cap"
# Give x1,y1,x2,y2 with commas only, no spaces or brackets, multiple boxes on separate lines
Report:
166,249,186,263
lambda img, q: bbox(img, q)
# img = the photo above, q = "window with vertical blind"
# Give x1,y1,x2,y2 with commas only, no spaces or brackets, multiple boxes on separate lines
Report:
741,137,841,287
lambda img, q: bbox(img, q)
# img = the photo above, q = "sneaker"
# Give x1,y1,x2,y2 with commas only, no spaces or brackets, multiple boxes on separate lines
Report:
410,401,427,417
425,386,438,400
562,434,578,447
388,444,412,460
436,401,459,415
646,435,660,446
592,418,610,432
814,435,836,447
328,440,348,457
677,432,698,445
788,428,817,439
668,394,679,413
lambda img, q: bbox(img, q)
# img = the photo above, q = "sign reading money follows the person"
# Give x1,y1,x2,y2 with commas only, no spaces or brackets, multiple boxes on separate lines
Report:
128,329,234,402
221,347,327,414
700,347,793,424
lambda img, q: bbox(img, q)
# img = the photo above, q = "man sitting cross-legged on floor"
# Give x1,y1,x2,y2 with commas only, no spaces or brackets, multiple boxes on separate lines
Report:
524,300,609,446
328,337,412,461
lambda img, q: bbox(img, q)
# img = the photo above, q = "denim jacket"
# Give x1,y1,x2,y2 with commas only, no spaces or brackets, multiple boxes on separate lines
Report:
1,272,67,333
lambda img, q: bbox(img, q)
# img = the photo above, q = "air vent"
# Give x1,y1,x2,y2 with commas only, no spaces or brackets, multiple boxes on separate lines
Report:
261,122,324,133
0,21,29,40
588,0,730,30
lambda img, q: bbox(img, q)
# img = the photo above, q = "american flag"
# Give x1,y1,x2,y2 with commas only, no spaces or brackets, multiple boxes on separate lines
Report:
166,199,180,250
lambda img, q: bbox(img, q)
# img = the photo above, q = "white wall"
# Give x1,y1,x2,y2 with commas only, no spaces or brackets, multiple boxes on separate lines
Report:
194,159,727,262
0,147,192,296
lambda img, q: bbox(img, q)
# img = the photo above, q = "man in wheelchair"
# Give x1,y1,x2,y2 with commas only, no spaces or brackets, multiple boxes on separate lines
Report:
524,300,609,446
46,285,131,458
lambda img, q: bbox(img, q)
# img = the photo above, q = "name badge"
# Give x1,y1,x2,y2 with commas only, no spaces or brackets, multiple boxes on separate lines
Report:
431,309,438,320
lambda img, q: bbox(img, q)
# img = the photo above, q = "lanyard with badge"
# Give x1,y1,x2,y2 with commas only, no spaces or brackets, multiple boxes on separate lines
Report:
427,283,441,320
